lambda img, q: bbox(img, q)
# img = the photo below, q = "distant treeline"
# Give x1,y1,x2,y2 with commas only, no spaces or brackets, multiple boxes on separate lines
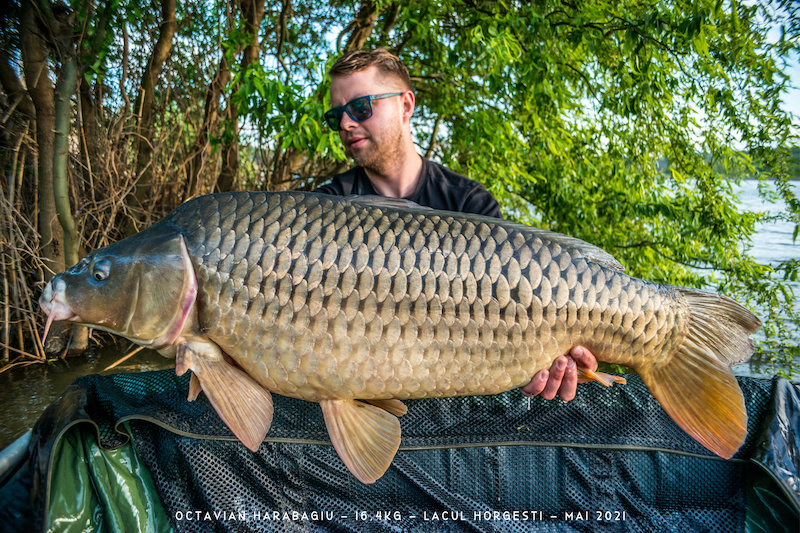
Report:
790,147,800,179
659,146,800,180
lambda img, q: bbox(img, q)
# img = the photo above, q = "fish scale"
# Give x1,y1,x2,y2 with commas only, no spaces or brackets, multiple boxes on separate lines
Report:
40,190,761,483
172,192,655,402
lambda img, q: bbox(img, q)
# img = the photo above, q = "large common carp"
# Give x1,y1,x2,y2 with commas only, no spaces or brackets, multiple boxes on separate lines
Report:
40,191,760,483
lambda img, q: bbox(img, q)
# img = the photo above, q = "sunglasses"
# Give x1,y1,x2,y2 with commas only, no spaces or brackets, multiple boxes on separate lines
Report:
323,92,404,131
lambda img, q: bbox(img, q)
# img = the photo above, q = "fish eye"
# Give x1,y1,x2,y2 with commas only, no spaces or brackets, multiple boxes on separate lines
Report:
92,259,111,282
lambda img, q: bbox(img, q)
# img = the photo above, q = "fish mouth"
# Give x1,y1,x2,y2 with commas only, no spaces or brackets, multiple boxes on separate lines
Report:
40,277,80,327
40,277,82,344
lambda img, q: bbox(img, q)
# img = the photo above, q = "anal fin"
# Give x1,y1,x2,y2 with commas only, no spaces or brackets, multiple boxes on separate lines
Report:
320,399,401,484
577,368,627,387
176,343,273,452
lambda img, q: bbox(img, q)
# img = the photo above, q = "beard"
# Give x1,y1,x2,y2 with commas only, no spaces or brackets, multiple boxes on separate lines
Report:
346,124,406,175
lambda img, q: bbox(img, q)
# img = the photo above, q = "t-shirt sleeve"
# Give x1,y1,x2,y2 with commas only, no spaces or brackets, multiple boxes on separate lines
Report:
313,168,362,196
419,160,504,219
461,185,503,219
312,180,343,195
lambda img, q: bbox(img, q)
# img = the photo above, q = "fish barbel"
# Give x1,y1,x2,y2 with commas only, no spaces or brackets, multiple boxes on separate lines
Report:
39,191,760,483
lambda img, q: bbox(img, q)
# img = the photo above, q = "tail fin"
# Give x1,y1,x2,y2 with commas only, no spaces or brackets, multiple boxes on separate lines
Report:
638,289,761,459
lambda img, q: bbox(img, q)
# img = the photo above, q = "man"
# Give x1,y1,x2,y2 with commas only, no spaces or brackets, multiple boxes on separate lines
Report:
315,48,598,401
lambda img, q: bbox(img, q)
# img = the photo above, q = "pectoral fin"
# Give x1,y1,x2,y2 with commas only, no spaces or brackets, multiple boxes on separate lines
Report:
176,343,273,452
320,399,401,484
577,367,627,387
188,373,202,401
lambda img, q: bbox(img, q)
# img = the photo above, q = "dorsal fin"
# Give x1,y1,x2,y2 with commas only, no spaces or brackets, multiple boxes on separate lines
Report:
531,228,626,272
346,195,432,211
343,194,625,272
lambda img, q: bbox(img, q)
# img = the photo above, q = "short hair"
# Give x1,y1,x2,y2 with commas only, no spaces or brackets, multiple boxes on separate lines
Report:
330,48,413,92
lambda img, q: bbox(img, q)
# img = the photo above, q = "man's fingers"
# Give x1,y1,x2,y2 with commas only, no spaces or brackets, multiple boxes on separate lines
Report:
520,369,548,397
539,356,567,400
521,348,599,401
570,346,599,383
557,358,578,401
569,346,598,370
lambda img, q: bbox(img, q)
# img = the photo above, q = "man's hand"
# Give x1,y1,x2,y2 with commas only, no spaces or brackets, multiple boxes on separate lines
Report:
519,346,598,402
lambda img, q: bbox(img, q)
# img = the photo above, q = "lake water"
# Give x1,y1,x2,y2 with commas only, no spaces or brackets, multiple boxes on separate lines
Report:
0,345,173,449
0,179,797,450
734,179,798,276
730,179,799,377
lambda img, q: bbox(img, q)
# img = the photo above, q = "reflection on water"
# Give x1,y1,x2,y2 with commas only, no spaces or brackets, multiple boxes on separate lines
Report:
0,345,173,449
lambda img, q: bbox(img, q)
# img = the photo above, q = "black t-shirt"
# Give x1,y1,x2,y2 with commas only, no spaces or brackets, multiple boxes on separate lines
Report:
314,158,502,219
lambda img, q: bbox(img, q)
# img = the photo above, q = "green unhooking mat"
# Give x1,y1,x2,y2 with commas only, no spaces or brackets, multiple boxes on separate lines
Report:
1,371,798,532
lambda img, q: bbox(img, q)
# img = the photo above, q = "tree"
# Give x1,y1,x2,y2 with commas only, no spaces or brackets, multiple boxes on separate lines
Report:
131,0,177,225
0,0,797,375
18,1,72,353
216,0,267,193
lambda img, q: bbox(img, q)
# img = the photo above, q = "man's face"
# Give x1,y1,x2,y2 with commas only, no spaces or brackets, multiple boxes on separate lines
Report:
329,66,411,171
